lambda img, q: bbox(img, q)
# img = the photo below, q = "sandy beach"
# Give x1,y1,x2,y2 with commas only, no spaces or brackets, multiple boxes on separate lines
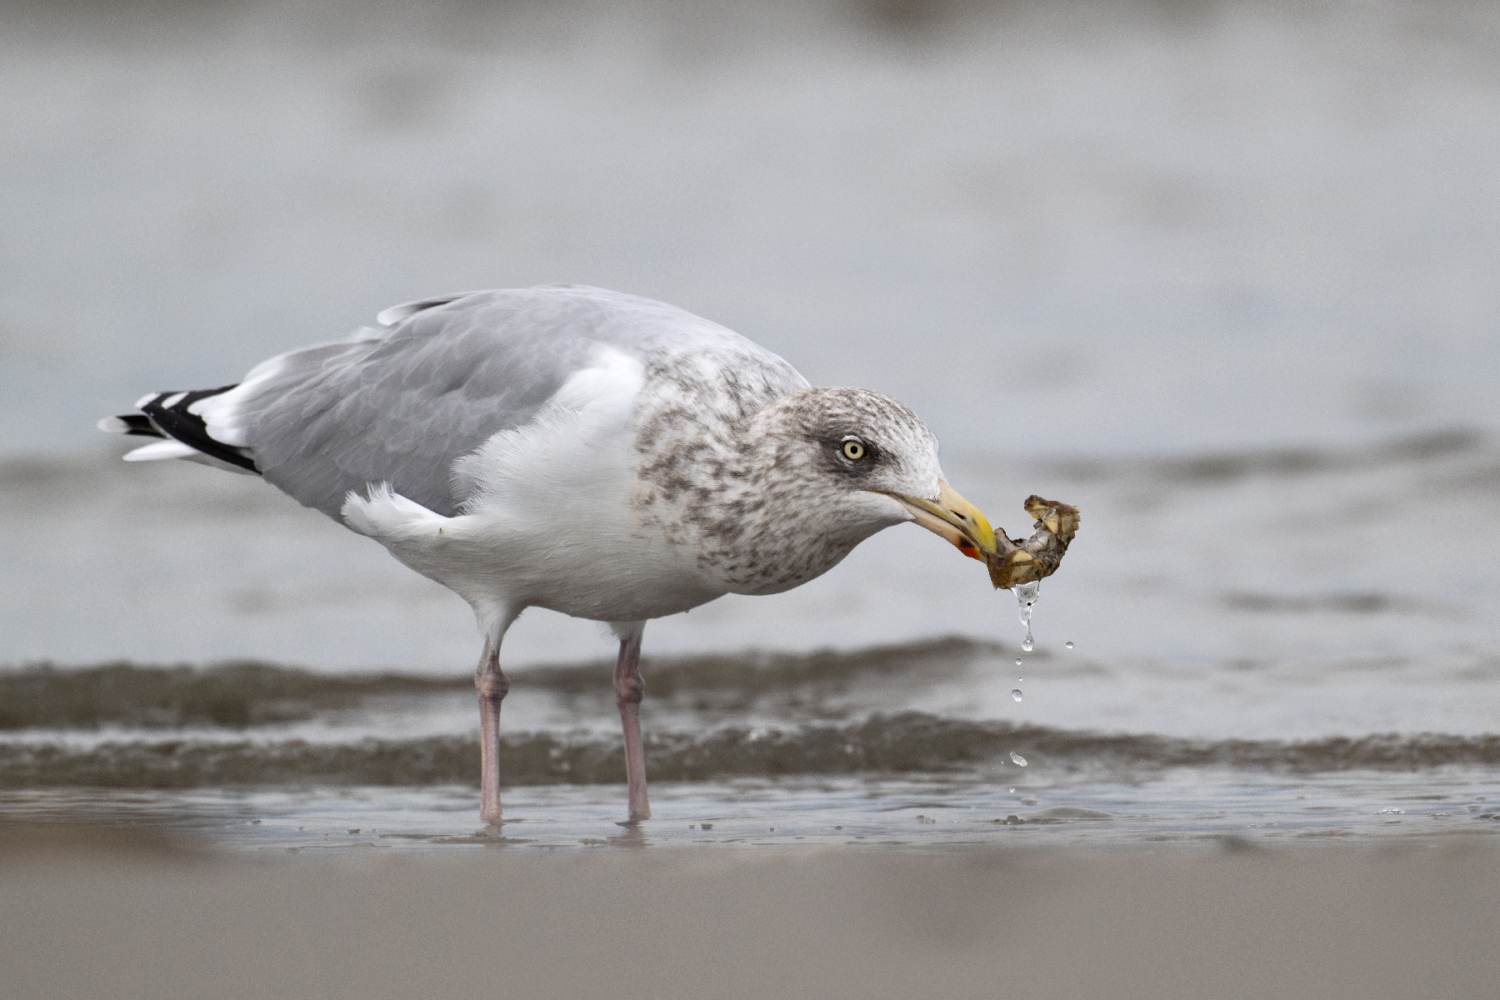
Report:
4,834,1497,1000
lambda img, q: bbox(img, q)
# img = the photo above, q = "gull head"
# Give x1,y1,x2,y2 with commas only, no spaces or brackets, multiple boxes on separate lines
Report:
710,387,999,593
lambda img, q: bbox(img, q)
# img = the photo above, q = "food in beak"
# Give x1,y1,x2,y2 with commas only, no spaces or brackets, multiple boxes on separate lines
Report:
985,496,1081,590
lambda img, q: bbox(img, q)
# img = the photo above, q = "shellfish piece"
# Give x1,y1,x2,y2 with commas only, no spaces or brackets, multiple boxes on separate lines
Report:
985,495,1080,590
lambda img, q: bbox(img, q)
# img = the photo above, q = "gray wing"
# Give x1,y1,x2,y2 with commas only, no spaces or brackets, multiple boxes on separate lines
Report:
232,286,786,519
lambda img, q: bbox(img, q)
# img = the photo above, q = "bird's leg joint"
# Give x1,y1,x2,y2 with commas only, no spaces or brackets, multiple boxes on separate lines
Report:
477,667,510,706
614,672,645,708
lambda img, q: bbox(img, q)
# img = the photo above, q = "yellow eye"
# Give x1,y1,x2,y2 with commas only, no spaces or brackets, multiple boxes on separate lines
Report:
842,439,867,461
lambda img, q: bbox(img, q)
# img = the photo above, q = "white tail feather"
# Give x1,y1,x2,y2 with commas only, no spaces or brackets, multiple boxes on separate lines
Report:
122,438,258,475
123,440,198,462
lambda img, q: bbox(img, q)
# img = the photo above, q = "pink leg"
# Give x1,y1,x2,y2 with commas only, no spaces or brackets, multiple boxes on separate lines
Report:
475,636,510,825
614,631,651,822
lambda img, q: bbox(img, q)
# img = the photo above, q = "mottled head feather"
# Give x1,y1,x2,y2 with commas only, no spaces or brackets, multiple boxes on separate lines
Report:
633,382,943,596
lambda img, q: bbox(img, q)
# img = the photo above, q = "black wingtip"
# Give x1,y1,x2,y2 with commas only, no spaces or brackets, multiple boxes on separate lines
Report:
140,385,260,473
98,414,166,438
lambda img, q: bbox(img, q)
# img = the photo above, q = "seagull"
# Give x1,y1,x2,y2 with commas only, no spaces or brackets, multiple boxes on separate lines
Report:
101,286,1003,824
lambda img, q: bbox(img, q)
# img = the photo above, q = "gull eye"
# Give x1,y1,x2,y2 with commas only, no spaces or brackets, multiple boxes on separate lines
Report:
841,439,868,461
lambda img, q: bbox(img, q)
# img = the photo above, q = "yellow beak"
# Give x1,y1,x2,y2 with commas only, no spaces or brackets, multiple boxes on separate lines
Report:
882,480,999,563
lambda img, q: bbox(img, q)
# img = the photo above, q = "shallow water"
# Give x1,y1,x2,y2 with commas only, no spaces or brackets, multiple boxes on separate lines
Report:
3,643,1497,850
5,770,1498,853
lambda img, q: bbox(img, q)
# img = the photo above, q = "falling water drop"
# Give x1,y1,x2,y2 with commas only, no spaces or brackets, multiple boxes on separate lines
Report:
1014,580,1040,651
1011,689,1023,702
1010,752,1028,767
1065,641,1074,650
1015,657,1023,667
1015,580,1041,617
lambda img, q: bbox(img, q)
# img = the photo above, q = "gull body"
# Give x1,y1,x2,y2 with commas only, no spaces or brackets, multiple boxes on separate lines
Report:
103,286,1000,824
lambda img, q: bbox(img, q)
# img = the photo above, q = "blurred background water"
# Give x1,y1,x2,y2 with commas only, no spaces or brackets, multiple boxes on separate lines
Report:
1,0,1497,846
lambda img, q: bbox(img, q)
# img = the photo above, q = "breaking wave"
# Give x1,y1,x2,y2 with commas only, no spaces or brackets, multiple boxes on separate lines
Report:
3,713,1497,789
0,637,995,731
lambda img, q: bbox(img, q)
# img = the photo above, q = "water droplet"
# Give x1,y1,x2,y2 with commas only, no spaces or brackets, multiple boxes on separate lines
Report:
1013,580,1041,650
1014,580,1040,619
1021,635,1034,652
1011,689,1023,702
1009,788,1016,794
1010,752,1028,767
1065,641,1074,650
1015,657,1023,667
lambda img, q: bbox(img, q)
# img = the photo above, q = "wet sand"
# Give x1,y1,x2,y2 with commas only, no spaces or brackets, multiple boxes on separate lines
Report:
3,836,1496,999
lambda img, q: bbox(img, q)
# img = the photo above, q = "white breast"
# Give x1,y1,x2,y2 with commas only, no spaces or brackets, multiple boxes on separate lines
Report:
341,344,725,628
